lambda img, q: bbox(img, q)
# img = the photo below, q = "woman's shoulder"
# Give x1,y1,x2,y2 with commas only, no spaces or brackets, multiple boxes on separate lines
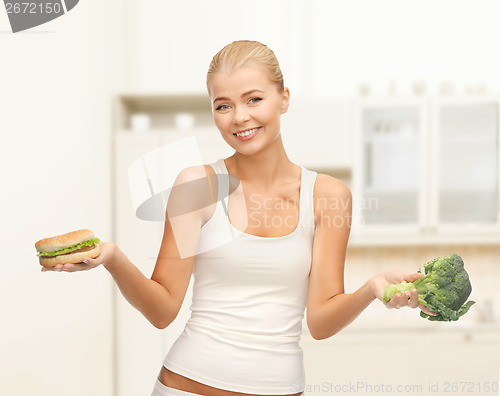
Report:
314,173,351,195
168,164,219,221
174,164,209,181
313,173,352,216
174,162,219,183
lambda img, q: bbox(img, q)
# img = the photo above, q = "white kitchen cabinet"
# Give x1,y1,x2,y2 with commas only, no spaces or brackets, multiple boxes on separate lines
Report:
301,331,422,394
420,330,500,395
281,98,354,170
353,99,427,228
430,98,500,233
115,94,232,161
121,2,207,93
122,1,296,93
300,327,500,396
351,96,500,245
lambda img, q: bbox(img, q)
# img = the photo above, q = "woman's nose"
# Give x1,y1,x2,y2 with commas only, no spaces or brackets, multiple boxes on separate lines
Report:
232,106,250,124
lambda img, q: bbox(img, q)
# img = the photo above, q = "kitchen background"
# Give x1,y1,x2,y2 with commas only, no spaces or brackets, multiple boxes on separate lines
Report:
1,1,499,395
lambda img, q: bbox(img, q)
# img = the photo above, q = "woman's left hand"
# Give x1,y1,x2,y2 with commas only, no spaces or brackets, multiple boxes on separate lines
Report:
369,269,436,316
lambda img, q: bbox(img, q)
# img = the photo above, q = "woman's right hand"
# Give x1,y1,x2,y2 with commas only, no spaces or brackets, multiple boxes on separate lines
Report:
40,242,116,273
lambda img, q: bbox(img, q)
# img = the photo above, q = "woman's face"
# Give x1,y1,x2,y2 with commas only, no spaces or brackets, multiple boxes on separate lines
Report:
209,64,289,155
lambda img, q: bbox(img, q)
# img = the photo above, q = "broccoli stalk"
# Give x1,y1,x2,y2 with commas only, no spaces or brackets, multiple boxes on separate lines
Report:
383,254,475,322
383,277,437,307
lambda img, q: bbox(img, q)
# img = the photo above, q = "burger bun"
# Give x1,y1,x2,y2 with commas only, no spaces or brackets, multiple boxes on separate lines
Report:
36,229,101,267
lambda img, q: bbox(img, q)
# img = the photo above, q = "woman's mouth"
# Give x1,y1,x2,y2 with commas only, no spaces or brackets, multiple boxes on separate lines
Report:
233,127,261,141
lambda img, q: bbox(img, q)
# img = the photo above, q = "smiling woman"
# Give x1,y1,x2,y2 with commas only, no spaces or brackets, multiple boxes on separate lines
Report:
42,40,434,396
151,40,432,396
208,61,290,155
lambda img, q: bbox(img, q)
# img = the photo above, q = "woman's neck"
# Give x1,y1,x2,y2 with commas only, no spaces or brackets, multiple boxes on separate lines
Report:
227,146,299,191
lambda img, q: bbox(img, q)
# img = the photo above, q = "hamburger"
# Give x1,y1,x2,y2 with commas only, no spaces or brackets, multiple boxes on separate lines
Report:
35,229,101,267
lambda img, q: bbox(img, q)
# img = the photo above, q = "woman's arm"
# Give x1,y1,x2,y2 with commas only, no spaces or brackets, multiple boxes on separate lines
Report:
305,175,430,340
104,165,211,329
101,241,188,330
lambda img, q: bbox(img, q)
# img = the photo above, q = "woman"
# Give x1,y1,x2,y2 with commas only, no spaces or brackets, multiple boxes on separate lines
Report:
42,40,435,396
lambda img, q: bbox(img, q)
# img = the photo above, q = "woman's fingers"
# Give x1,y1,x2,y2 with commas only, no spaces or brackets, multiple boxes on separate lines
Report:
386,292,407,308
386,289,420,309
408,289,419,308
379,279,439,317
60,262,94,272
419,304,438,316
385,288,438,316
384,293,399,308
41,264,62,272
404,272,424,283
40,260,94,272
399,291,411,307
82,256,101,268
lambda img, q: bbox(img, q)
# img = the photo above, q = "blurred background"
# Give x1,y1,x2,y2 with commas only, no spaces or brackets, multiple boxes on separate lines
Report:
1,1,499,395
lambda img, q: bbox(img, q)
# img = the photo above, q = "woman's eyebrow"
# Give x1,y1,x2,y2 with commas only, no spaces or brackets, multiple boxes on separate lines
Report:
213,89,264,104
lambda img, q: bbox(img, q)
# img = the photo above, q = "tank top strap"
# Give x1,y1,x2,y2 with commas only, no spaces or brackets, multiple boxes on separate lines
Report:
208,159,224,201
299,166,318,233
209,158,229,216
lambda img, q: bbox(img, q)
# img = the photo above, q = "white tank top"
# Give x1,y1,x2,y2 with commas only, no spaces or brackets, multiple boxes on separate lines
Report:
163,158,317,394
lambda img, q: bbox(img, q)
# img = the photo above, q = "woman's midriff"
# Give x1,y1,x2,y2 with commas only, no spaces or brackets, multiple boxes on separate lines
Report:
159,366,302,396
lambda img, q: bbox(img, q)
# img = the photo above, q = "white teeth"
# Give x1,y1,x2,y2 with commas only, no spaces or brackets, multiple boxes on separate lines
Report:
235,127,259,137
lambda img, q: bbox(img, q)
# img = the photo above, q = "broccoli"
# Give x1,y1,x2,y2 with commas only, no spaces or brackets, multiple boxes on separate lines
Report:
383,254,475,322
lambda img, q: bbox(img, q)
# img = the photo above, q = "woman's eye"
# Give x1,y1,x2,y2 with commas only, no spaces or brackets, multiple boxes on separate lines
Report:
216,104,230,111
249,97,262,104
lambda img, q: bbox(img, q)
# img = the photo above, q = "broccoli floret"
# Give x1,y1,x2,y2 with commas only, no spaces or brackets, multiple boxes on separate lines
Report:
383,254,475,322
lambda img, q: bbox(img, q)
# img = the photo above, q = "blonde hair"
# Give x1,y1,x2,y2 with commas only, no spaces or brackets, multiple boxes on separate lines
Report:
206,40,284,95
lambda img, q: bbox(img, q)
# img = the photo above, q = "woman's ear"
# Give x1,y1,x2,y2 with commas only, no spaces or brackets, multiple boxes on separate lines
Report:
281,87,290,114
